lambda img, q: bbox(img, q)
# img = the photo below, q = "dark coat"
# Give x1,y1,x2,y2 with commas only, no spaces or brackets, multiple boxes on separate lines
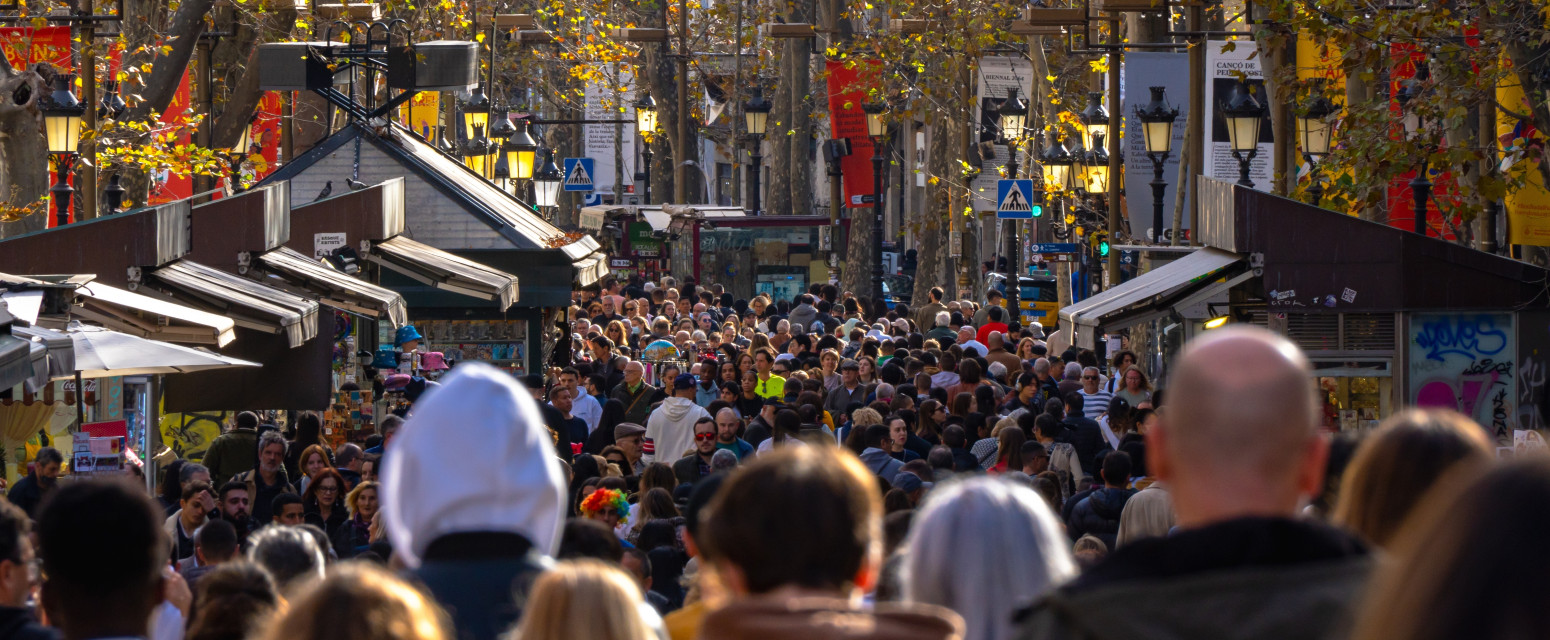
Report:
0,606,56,640
1066,487,1136,549
610,381,663,427
1015,517,1372,640
1061,416,1110,478
411,532,551,640
672,453,712,487
4,475,49,519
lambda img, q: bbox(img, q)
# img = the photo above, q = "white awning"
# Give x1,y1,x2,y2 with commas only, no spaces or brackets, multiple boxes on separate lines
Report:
12,324,74,379
0,291,43,325
369,236,519,310
152,261,320,348
257,247,409,328
1060,247,1244,349
75,281,238,347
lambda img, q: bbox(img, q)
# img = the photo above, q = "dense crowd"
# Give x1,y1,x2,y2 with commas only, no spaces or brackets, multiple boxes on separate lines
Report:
2,273,1543,640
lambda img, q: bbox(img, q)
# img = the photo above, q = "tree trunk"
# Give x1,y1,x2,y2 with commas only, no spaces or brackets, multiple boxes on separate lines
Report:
786,0,815,217
116,0,216,205
0,59,49,238
768,47,793,215
644,44,677,202
912,57,961,305
841,167,875,297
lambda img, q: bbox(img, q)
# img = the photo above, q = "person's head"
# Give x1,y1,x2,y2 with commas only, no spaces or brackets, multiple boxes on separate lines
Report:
1115,487,1176,548
1080,366,1101,393
904,477,1075,640
613,423,645,461
180,462,211,489
996,427,1028,471
1155,326,1324,529
622,360,645,386
0,500,32,608
1071,535,1108,569
258,563,449,640
272,493,305,525
345,481,380,522
335,443,364,472
514,559,653,640
1021,441,1050,475
378,415,404,448
579,488,630,529
692,416,717,456
361,454,381,483
754,348,776,374
558,518,624,562
699,447,882,597
714,407,742,444
39,481,167,639
298,444,330,481
1332,409,1492,548
302,468,346,508
1123,366,1150,392
247,525,325,593
942,424,968,450
26,448,60,484
181,481,214,522
185,562,280,640
195,519,240,566
1100,450,1132,489
929,287,944,303
258,431,287,476
863,423,892,451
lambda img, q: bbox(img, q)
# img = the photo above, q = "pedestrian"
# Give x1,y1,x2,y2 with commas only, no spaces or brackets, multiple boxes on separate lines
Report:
332,481,379,559
166,481,214,564
233,431,297,525
1064,451,1137,549
904,477,1075,640
645,374,713,465
613,423,649,475
334,443,365,490
1059,393,1107,476
858,424,907,489
1014,327,1373,640
294,443,331,495
270,493,305,526
1115,486,1174,548
0,500,49,640
301,468,348,540
511,559,658,640
257,564,450,640
283,411,333,481
246,525,325,595
584,398,629,455
711,407,754,460
38,481,168,640
185,562,280,640
6,447,60,519
182,519,239,591
612,360,663,426
672,417,718,487
1332,408,1491,549
202,412,260,487
382,363,567,640
987,427,1027,475
696,446,964,640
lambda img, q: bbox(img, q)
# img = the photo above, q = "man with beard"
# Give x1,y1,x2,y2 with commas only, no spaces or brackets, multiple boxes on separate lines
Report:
233,431,296,525
7,447,61,519
216,481,253,545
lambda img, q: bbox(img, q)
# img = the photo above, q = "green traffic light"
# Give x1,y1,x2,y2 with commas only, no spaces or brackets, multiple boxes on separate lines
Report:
1099,240,1110,257
1031,204,1044,217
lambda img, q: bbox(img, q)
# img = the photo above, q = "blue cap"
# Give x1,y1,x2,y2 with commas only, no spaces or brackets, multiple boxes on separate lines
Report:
673,373,698,391
371,347,399,369
395,325,424,346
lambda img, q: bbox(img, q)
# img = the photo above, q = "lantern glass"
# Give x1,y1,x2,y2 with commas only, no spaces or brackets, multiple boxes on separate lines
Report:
864,106,887,138
1226,114,1262,152
1298,114,1332,158
466,153,486,176
535,150,563,207
745,109,769,136
635,94,658,133
1086,150,1109,193
1080,92,1108,149
232,122,254,155
45,112,82,154
1143,120,1172,155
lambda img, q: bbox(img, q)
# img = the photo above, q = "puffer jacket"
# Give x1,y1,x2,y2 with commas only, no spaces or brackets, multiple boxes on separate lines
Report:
1066,487,1135,549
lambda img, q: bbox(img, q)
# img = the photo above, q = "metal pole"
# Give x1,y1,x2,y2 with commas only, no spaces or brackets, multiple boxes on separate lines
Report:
52,156,75,227
1149,153,1168,243
1005,140,1020,326
1412,161,1431,237
1234,150,1256,188
1186,2,1204,246
642,143,653,204
871,136,885,303
674,0,689,203
749,138,763,214
79,7,96,220
1306,159,1324,206
1105,44,1121,288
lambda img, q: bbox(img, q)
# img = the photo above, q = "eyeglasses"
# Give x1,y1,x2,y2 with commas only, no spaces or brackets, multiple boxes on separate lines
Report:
606,458,626,466
318,485,339,494
1083,375,1098,380
694,432,716,441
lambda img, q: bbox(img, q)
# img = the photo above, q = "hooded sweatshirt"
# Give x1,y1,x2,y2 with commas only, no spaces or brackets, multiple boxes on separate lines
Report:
858,447,905,485
644,396,712,464
697,595,962,640
382,363,566,640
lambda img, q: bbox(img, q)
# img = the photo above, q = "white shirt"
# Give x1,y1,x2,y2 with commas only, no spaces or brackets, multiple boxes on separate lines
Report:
570,391,603,432
960,340,988,357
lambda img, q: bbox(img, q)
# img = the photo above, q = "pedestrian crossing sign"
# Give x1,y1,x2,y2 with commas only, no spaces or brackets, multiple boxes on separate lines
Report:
563,158,596,192
997,179,1036,219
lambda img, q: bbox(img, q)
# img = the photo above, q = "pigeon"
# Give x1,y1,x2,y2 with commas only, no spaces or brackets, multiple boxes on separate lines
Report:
346,178,369,191
314,181,333,201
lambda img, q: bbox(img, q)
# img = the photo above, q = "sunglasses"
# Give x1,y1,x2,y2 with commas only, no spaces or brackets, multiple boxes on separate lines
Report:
606,458,626,466
1083,375,1098,380
694,432,716,441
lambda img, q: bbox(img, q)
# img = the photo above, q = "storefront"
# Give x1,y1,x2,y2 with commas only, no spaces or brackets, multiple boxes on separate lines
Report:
1060,177,1550,436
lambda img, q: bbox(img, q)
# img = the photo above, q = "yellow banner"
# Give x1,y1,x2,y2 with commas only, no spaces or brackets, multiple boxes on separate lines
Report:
402,92,441,143
1499,66,1550,247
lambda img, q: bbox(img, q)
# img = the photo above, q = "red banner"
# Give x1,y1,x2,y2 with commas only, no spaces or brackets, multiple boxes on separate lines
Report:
826,59,882,208
0,26,72,71
1385,42,1461,240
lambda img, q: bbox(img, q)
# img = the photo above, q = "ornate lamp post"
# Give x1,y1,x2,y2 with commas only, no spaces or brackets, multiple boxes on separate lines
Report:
743,87,772,214
1220,80,1264,189
1135,86,1178,243
487,108,517,181
1079,91,1108,153
228,119,254,193
998,87,1029,324
1397,77,1431,236
534,148,564,218
1296,94,1337,207
41,74,84,227
863,101,888,303
635,93,658,204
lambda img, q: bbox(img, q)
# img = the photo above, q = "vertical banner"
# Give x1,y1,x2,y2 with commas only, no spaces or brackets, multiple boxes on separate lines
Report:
1204,42,1273,191
825,59,879,208
402,91,441,142
1122,52,1188,240
147,70,193,205
583,64,636,199
1497,59,1550,246
970,56,1034,213
248,92,285,184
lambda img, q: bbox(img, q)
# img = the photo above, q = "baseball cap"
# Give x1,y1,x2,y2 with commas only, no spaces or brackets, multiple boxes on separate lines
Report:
673,373,697,391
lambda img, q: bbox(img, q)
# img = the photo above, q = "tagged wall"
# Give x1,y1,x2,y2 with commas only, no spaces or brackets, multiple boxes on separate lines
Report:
1408,312,1516,442
1516,311,1550,433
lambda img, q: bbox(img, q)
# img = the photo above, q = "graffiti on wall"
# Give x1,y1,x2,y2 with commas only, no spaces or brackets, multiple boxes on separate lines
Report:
159,411,232,462
1409,313,1516,442
1515,311,1550,432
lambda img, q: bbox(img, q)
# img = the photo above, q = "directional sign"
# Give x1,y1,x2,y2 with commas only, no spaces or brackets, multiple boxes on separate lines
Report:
1032,243,1079,254
997,179,1036,218
563,158,596,192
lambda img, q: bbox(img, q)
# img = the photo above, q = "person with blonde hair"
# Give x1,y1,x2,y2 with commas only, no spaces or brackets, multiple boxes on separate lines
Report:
904,477,1075,640
332,481,378,559
1114,486,1175,548
508,560,657,640
1332,408,1491,549
259,563,450,640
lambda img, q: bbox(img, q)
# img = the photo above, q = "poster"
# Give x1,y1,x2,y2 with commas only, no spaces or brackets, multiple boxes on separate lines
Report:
583,64,636,198
248,91,286,185
1383,43,1457,238
969,56,1035,213
1498,60,1550,246
1122,52,1188,240
401,91,441,142
825,59,880,208
2,28,74,226
1204,42,1273,191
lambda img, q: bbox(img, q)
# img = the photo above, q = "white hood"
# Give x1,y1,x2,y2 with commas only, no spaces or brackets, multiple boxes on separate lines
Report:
383,362,567,568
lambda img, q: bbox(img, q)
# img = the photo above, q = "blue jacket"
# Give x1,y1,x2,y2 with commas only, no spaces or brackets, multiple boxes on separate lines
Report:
1067,487,1136,550
410,532,551,640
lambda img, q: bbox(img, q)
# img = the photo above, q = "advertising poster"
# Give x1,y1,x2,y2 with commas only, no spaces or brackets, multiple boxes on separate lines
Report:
826,59,880,208
1498,58,1550,246
1121,52,1188,240
970,56,1034,213
1204,42,1273,191
583,64,636,198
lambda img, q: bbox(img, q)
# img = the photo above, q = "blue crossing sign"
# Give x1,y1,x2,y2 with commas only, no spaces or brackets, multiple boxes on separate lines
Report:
563,158,596,192
996,179,1038,219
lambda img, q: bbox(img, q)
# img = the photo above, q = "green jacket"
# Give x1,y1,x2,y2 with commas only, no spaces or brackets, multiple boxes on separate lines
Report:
201,427,257,487
1015,517,1373,640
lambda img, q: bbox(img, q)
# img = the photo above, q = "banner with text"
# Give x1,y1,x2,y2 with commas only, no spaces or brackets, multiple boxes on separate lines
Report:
1204,42,1273,191
969,56,1035,213
826,59,881,208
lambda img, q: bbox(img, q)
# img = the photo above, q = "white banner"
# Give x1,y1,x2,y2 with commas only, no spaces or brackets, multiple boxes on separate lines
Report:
1204,42,1273,191
583,64,637,197
1122,52,1189,241
971,56,1035,212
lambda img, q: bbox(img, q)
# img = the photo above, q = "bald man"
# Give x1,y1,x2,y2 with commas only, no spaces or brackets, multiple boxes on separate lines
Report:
1014,326,1372,640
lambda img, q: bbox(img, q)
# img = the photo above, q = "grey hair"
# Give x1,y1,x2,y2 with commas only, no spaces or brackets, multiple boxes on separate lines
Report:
711,449,739,471
246,525,325,592
1116,486,1177,548
1033,358,1051,374
1063,362,1083,380
257,431,287,454
986,361,1007,380
179,463,209,484
903,477,1076,640
935,311,951,328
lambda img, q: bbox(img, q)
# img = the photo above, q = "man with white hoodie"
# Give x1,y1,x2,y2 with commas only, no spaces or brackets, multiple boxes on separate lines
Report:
644,373,712,464
382,363,568,640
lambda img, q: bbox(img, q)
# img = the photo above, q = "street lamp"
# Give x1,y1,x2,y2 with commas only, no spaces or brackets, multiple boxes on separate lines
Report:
493,149,511,192
1135,86,1178,243
863,101,888,304
102,173,126,214
505,118,537,186
1297,93,1338,206
487,108,516,181
1220,80,1264,189
462,83,491,141
744,87,772,214
1396,76,1430,236
41,74,84,228
98,80,126,121
1079,91,1107,151
1040,133,1072,193
999,87,1029,323
462,125,489,177
1067,137,1089,195
1086,133,1110,195
534,147,564,216
228,119,254,193
635,93,658,204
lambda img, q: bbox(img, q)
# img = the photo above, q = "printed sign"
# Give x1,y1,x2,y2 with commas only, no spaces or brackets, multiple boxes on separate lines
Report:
314,232,347,259
1204,42,1274,192
997,179,1037,218
564,158,596,192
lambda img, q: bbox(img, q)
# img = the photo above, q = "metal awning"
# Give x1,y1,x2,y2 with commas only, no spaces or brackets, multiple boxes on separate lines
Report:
1061,247,1245,349
368,236,519,310
12,324,74,379
75,281,238,347
0,333,30,391
641,208,672,232
0,290,43,325
257,247,409,328
151,261,320,348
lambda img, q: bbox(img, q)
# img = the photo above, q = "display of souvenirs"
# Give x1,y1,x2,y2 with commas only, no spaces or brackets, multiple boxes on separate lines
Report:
415,319,529,375
324,390,376,446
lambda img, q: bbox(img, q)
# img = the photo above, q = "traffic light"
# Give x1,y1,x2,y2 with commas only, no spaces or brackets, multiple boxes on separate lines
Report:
1031,203,1044,217
1098,233,1111,257
1032,189,1045,217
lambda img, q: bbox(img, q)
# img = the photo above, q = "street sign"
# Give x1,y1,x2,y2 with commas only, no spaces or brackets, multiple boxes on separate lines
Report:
1032,243,1078,254
563,158,596,192
996,179,1036,218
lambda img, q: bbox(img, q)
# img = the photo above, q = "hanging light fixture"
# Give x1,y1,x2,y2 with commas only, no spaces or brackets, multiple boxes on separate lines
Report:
1221,80,1265,154
98,80,127,121
1067,137,1089,194
1297,94,1339,160
1039,133,1071,192
635,92,658,134
41,74,84,156
863,101,888,139
1079,91,1107,151
505,118,538,181
534,147,564,209
462,125,488,176
1135,86,1178,156
1086,132,1110,194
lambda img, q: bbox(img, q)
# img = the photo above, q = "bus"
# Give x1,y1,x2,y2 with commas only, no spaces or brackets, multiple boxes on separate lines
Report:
988,273,1060,328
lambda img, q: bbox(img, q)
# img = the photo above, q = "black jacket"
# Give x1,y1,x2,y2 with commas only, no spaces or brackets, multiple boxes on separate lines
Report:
1015,517,1372,640
4,475,49,519
410,532,551,640
1061,416,1110,477
950,447,981,473
1066,487,1135,549
304,502,349,540
672,453,712,487
744,416,773,447
0,606,56,640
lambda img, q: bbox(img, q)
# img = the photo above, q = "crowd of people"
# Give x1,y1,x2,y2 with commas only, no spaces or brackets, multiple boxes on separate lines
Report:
3,273,1546,640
